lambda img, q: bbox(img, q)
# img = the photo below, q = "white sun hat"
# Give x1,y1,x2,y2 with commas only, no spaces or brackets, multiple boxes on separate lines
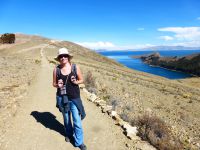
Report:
55,47,73,61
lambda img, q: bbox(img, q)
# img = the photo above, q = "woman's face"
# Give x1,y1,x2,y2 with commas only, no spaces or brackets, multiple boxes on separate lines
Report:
58,54,69,64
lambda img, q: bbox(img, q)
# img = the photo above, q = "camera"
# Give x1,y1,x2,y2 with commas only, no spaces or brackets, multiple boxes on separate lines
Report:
60,85,67,95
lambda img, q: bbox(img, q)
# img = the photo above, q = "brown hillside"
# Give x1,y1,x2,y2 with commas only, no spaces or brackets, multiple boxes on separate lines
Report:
0,34,200,149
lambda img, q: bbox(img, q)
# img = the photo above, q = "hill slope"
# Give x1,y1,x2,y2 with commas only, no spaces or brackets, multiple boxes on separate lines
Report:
0,34,200,149
136,52,200,76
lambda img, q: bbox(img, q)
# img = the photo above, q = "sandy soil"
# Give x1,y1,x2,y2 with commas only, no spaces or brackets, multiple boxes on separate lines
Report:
0,45,150,150
1,34,200,149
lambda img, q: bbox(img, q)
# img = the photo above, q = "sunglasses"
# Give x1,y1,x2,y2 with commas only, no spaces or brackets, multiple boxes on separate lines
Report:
58,54,69,59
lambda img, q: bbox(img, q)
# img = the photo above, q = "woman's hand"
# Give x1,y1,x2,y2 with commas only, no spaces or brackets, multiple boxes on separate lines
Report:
58,79,64,88
71,76,78,85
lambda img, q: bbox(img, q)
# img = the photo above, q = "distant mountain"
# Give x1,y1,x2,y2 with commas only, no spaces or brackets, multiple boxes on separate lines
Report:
97,46,200,52
140,46,200,51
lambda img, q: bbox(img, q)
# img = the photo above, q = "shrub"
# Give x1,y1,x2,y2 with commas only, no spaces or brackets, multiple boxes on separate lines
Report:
35,59,41,64
134,113,184,150
119,112,131,123
87,87,97,94
119,104,134,123
122,87,125,93
106,96,121,110
84,71,96,91
48,60,57,65
102,95,110,101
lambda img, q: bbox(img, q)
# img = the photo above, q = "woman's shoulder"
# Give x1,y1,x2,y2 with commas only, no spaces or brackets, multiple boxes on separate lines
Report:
72,63,80,69
53,65,61,73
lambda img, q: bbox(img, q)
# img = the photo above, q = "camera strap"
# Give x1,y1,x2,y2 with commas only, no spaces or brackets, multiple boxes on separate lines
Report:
64,75,69,86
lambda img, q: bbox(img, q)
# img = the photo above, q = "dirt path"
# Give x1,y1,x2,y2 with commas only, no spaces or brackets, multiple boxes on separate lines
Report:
1,47,134,150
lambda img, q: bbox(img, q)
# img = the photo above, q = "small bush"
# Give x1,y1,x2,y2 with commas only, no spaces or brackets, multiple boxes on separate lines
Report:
122,87,125,93
119,112,131,123
112,77,117,81
87,87,97,94
48,60,57,65
102,95,110,101
35,59,41,64
106,97,121,110
134,113,184,150
100,87,107,94
119,104,134,123
84,71,96,90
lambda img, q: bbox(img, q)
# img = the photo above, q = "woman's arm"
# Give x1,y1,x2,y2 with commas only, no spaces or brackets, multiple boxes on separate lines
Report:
74,65,84,84
53,67,58,88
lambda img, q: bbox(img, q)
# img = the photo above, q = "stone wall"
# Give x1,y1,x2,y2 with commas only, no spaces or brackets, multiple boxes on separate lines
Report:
80,85,156,150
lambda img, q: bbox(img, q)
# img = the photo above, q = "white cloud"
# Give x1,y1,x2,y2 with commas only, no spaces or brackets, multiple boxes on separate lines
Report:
158,27,200,40
137,28,144,31
197,17,200,20
76,41,115,50
75,41,155,50
159,36,174,41
50,39,63,43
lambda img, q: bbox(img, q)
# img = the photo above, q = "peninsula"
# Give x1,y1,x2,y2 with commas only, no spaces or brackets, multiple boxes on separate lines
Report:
132,52,200,76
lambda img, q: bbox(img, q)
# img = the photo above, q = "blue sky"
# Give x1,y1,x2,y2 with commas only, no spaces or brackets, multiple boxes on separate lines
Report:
1,0,200,50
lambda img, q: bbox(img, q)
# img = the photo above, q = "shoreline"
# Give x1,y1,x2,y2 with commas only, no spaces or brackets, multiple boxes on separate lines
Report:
98,50,200,79
128,52,200,78
146,63,197,78
99,55,192,79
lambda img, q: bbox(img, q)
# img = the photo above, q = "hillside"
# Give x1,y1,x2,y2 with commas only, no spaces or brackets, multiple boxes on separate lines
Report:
135,52,200,76
0,34,200,149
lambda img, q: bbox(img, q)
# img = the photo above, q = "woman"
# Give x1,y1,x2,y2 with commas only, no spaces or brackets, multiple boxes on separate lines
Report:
53,48,87,150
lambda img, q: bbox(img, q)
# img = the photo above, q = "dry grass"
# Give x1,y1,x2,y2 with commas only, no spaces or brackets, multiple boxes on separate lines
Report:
48,60,57,65
119,112,131,123
35,59,41,64
84,71,97,93
133,113,184,150
5,34,199,148
106,96,121,111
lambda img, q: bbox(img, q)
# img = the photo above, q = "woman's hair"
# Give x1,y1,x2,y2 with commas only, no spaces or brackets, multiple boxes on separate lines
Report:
68,57,72,63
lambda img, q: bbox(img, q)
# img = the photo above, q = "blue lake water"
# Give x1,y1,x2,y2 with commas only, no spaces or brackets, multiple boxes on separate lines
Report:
98,50,200,79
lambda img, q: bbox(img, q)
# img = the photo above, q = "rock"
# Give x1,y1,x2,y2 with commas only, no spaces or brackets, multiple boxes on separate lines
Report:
135,141,156,150
82,88,90,95
79,84,85,89
101,105,113,113
95,99,106,106
123,124,138,139
110,111,117,117
124,93,129,98
115,116,125,126
109,111,127,126
87,93,97,102
125,143,130,148
94,99,104,104
196,143,200,148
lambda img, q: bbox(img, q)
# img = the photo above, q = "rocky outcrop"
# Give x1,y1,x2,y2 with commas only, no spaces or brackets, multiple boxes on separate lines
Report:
0,33,15,44
135,52,200,76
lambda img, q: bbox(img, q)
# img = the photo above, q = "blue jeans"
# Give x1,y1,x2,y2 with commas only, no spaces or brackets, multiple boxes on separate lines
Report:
56,95,84,147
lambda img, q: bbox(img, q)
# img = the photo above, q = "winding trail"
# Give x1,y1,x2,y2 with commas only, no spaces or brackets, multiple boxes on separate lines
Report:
2,47,134,150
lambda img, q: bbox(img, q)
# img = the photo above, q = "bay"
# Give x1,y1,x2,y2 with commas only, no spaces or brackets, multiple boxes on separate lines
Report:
98,50,200,79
